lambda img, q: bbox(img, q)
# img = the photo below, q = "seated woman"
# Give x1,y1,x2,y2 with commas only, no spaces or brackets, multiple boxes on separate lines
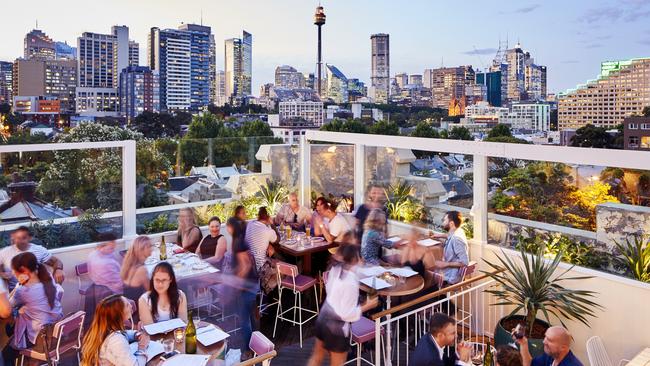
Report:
81,294,150,366
9,252,64,351
196,216,227,266
360,209,404,265
138,262,188,325
120,236,153,303
177,208,203,253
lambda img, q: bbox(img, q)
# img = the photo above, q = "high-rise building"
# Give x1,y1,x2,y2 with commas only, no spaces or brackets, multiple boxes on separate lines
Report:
476,71,502,107
148,27,191,112
506,103,550,131
54,42,76,60
409,74,423,86
370,33,390,103
424,66,475,109
24,29,55,60
395,73,408,89
129,40,139,66
178,24,214,111
209,34,216,105
278,100,324,126
224,31,252,99
494,42,547,105
13,58,76,113
76,26,131,116
558,58,650,130
0,61,13,105
215,70,226,106
325,64,348,104
347,78,366,101
119,65,159,122
275,65,304,89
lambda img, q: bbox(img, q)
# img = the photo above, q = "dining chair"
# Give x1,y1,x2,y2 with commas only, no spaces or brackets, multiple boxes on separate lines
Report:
586,336,630,366
249,331,275,366
272,261,319,348
18,311,85,366
74,262,90,310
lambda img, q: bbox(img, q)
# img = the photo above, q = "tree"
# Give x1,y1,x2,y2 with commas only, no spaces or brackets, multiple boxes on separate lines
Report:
448,126,472,140
320,119,369,134
138,184,166,208
411,121,440,138
484,136,530,144
185,112,224,139
570,124,611,148
369,120,399,136
130,111,182,138
642,106,650,117
0,103,10,115
487,124,512,139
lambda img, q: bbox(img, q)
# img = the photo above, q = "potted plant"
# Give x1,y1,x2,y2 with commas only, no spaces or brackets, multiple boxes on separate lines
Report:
483,247,602,356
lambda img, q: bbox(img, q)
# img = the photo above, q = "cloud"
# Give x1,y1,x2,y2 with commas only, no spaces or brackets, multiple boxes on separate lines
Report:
463,48,498,56
638,38,650,46
515,4,541,13
579,7,623,23
625,9,650,21
580,0,650,24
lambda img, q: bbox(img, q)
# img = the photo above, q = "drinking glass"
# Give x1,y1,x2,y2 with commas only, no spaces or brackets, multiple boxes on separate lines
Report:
305,224,311,238
193,313,201,326
471,347,484,366
286,226,292,239
174,328,184,343
163,338,175,353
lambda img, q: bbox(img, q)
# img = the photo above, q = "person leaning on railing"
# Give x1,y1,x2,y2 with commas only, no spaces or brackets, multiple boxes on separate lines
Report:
514,326,583,366
0,226,65,287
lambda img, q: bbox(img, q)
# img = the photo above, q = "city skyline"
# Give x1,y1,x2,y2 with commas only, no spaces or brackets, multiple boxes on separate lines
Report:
1,0,649,96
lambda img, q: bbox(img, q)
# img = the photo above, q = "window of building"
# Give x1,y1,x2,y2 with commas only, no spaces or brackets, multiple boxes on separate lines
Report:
629,123,638,129
629,136,640,147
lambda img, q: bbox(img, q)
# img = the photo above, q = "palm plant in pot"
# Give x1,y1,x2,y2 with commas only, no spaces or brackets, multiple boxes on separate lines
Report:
483,247,602,356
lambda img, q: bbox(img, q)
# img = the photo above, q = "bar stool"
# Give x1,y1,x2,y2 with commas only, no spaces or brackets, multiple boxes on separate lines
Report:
272,262,319,348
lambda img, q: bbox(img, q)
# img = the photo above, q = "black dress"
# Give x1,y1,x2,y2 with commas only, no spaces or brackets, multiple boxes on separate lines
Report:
197,234,224,260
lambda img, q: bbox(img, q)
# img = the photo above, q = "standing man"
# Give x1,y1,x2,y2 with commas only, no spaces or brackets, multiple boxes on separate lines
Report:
409,312,471,366
431,211,469,285
515,326,583,366
0,226,65,287
353,184,386,242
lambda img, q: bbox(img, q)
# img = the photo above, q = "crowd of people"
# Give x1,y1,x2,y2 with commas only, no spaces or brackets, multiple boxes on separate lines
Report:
0,183,586,366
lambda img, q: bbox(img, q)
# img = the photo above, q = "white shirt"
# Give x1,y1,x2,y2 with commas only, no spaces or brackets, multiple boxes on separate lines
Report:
328,214,352,240
431,335,471,366
99,331,147,366
325,265,361,323
244,220,278,270
0,243,52,272
277,204,311,225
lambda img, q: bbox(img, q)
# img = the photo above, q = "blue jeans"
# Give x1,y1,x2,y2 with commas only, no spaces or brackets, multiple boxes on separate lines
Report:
235,289,257,352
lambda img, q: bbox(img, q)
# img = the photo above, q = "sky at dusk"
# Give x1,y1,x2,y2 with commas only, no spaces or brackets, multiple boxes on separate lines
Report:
1,0,649,95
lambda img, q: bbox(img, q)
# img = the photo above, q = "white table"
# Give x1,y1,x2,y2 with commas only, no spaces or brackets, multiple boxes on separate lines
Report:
145,244,219,279
628,348,650,366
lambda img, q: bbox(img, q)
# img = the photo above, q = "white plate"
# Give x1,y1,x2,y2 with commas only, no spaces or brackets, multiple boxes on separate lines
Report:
145,257,159,265
192,262,210,270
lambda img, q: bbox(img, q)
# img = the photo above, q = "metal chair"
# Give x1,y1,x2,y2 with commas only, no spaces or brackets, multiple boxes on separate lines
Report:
249,331,275,366
272,262,319,348
18,311,85,366
459,261,477,282
586,336,630,366
74,263,90,310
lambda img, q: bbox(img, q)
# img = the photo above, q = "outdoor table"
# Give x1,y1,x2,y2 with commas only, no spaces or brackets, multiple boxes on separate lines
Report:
360,271,424,366
148,320,227,365
275,232,338,274
628,348,650,366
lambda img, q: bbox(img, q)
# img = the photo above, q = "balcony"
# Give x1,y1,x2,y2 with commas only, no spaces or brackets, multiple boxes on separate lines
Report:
0,130,649,365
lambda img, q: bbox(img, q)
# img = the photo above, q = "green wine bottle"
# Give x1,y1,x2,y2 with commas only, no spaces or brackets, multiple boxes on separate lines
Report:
483,339,493,366
159,237,167,261
185,310,197,354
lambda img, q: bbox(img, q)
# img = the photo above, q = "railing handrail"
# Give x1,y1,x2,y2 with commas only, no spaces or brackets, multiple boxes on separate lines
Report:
236,350,277,366
370,269,504,320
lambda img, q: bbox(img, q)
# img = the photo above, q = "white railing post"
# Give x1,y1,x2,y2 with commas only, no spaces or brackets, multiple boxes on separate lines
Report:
299,135,311,208
354,144,366,209
122,140,138,239
472,154,488,244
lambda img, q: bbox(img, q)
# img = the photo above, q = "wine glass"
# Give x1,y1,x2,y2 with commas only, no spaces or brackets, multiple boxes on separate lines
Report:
471,346,484,366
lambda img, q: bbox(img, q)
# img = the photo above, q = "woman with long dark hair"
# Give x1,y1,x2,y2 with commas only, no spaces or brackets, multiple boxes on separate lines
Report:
138,262,187,325
9,252,64,351
81,294,150,366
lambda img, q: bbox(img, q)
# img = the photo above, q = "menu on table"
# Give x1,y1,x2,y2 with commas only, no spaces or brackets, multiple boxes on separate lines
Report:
143,318,187,335
196,324,230,346
417,238,441,247
129,340,164,362
360,276,391,290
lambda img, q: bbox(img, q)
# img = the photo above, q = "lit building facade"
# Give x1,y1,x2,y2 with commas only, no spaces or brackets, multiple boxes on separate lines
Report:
278,100,324,126
0,61,13,105
409,74,423,86
13,58,76,113
129,40,139,66
119,66,159,122
395,73,408,89
275,65,304,89
178,24,215,111
506,103,550,131
476,71,502,107
224,31,252,99
558,58,650,130
24,29,55,60
370,33,390,103
148,27,191,112
424,66,475,109
215,70,226,106
325,64,348,104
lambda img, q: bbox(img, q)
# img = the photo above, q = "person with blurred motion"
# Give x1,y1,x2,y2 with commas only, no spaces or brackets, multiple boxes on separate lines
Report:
196,216,228,267
409,312,472,366
496,345,523,366
81,294,150,366
430,211,469,285
308,244,378,366
234,205,248,223
0,226,65,287
361,209,405,265
177,208,203,253
245,207,279,271
275,192,312,230
514,326,583,366
6,252,64,363
87,235,123,294
138,262,188,325
120,236,153,303
0,277,10,365
315,201,352,244
353,184,386,242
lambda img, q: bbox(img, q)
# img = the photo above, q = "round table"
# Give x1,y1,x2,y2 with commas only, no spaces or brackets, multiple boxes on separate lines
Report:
149,321,227,366
361,274,424,366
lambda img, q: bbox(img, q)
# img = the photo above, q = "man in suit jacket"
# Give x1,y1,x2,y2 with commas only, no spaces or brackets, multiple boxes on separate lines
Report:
409,313,472,366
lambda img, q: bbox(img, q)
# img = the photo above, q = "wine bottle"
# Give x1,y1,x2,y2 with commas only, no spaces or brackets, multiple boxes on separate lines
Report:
159,236,167,261
483,339,493,366
185,310,197,354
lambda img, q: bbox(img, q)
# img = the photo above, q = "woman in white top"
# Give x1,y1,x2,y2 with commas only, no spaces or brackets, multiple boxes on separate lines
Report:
138,262,187,325
81,294,150,366
308,244,378,366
